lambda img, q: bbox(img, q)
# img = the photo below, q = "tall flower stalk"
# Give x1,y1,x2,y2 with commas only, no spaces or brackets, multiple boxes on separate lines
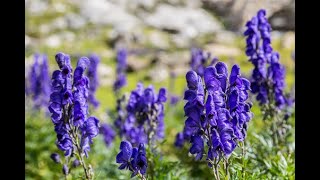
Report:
113,48,128,97
179,62,253,178
87,53,100,108
48,52,99,180
244,9,294,144
27,53,51,111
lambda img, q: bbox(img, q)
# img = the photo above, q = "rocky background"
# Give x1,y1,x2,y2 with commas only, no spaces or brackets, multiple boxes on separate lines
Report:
25,0,294,84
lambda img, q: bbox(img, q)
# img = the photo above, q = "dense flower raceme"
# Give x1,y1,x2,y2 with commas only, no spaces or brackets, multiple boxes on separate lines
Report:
48,52,100,174
114,83,167,146
244,9,292,109
174,62,253,164
87,53,100,108
113,48,127,92
116,141,148,178
190,48,218,77
27,53,51,109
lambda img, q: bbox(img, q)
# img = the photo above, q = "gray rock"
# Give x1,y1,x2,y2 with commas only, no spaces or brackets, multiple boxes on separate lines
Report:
171,34,191,49
202,0,292,31
148,31,170,49
204,43,241,57
98,64,114,86
45,32,75,48
145,4,223,37
45,35,62,48
79,0,142,33
269,1,295,31
147,64,169,82
26,0,49,15
157,51,190,66
51,17,68,31
127,56,152,72
281,31,295,49
65,13,87,29
213,30,238,45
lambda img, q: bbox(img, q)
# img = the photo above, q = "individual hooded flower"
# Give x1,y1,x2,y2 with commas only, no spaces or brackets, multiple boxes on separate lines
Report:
174,132,185,148
50,153,61,164
170,95,180,105
116,141,148,178
62,164,69,175
113,48,127,92
115,83,167,146
189,135,204,160
100,123,116,146
130,143,148,177
81,117,99,157
87,53,100,108
72,159,80,168
116,141,133,170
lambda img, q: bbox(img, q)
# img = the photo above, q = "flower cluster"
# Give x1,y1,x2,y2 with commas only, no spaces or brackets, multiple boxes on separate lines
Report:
113,48,127,93
175,62,253,164
114,83,166,146
87,53,100,108
48,52,99,178
244,9,292,109
100,123,116,147
190,48,217,77
27,53,51,109
116,141,147,178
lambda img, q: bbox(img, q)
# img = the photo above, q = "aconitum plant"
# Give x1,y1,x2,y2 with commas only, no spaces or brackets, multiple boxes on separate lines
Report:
48,52,99,180
113,48,127,95
87,53,100,108
244,9,294,143
244,9,292,110
177,62,253,179
116,141,147,180
27,53,51,110
114,83,166,147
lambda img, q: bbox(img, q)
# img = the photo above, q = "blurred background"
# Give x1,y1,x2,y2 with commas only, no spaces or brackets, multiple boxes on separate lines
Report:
25,0,295,179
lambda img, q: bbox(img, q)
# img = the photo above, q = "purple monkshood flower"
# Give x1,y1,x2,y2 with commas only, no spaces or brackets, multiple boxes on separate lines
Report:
113,48,127,93
114,83,167,146
27,53,51,110
50,153,61,164
48,52,99,163
100,123,116,147
170,95,180,105
190,48,218,77
87,53,100,108
116,141,148,178
63,164,69,175
244,9,292,110
175,62,253,167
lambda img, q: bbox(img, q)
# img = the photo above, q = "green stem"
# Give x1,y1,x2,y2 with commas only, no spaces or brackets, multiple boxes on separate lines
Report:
224,158,229,179
241,141,246,179
70,128,91,180
213,163,220,180
64,105,92,180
